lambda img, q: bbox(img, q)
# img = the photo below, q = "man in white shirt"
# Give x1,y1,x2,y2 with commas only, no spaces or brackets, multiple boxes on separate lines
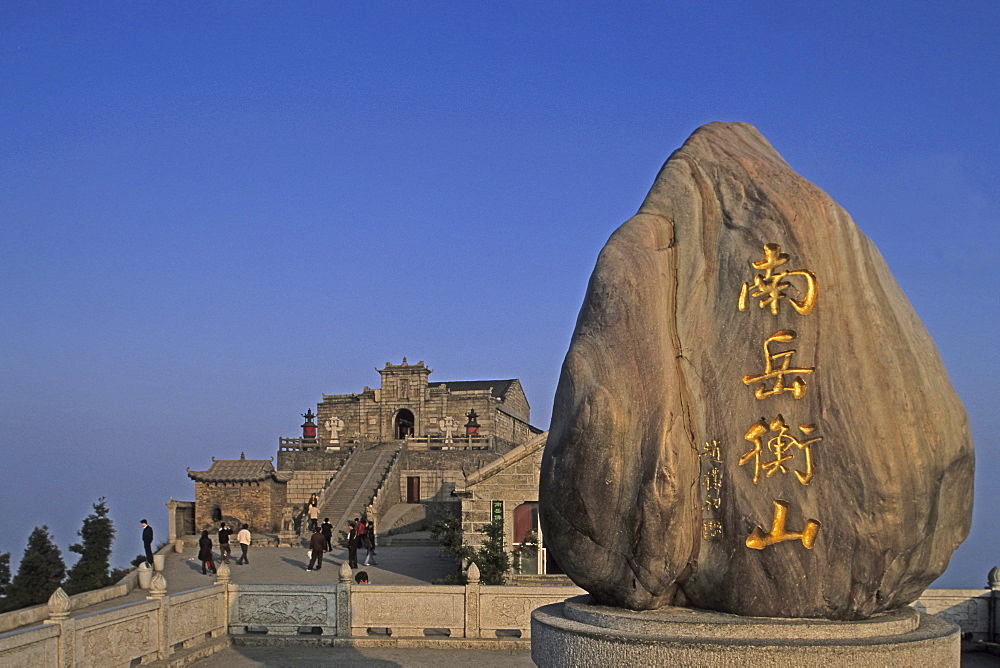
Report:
236,524,252,565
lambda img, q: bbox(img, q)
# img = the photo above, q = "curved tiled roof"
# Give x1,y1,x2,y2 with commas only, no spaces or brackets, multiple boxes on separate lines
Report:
187,458,291,483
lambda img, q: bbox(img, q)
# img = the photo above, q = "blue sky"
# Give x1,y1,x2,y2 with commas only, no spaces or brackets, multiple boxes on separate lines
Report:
1,3,997,587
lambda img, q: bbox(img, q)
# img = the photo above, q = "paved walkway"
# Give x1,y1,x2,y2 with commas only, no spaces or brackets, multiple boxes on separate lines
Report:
54,541,459,623
188,643,999,667
191,646,534,667
169,542,457,587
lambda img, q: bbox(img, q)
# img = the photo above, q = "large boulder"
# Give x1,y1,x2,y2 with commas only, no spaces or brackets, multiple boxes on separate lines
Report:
539,122,973,620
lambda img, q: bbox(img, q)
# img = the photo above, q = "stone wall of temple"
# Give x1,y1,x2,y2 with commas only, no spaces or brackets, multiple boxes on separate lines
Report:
193,480,286,533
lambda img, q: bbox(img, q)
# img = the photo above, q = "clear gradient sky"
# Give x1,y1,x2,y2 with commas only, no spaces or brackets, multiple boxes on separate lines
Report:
2,3,997,586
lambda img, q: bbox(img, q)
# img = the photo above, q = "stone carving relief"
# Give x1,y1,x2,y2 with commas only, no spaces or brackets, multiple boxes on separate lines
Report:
172,596,220,642
82,616,154,663
237,594,328,625
480,596,538,628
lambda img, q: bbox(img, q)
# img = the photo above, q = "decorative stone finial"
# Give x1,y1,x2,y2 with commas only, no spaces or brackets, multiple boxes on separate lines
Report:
216,561,231,584
467,562,481,584
47,587,71,621
339,561,353,583
149,572,167,597
988,566,1000,589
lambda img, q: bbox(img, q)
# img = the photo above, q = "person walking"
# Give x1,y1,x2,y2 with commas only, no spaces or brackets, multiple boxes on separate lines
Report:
140,519,154,566
307,527,326,571
321,518,333,552
346,521,360,569
218,522,232,564
236,524,251,565
363,519,377,566
308,501,320,533
198,530,217,575
356,517,366,543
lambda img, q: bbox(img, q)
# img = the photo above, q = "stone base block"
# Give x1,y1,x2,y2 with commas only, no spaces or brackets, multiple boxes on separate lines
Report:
531,595,958,667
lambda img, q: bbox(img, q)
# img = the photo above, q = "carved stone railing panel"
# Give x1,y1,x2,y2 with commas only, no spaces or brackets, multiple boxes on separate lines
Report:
478,586,585,638
166,586,226,648
913,589,992,639
351,586,465,637
229,584,337,635
0,623,60,667
73,600,160,667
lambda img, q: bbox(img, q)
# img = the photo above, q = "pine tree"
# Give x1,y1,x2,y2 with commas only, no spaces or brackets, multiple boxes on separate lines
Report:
0,552,10,599
65,498,116,595
1,526,65,612
474,518,510,585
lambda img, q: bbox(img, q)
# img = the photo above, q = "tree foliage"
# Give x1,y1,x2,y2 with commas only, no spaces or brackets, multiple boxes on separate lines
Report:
429,514,510,585
1,526,65,612
0,551,10,599
474,518,510,585
64,498,116,595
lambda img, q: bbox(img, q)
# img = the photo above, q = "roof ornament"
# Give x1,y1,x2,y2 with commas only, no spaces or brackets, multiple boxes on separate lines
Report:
240,452,246,460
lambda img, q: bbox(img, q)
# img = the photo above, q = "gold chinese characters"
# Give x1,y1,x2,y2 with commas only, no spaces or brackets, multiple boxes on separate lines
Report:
736,243,822,551
739,243,817,316
741,330,814,399
739,415,821,485
745,500,820,550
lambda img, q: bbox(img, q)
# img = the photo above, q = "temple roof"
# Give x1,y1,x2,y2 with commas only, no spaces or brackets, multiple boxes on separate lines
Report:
188,456,293,483
436,379,516,399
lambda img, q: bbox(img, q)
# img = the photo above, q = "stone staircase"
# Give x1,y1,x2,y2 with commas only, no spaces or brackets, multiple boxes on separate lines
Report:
287,470,339,507
319,442,398,535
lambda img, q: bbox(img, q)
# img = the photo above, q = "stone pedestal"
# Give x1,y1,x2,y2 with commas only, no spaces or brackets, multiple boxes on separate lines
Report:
531,596,959,667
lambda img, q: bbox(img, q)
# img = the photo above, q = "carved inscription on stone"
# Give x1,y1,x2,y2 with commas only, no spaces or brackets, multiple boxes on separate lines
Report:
539,122,974,619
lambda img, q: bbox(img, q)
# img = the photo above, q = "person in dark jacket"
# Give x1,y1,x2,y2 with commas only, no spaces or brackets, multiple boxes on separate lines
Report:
218,522,232,564
346,521,360,569
321,518,333,552
198,530,216,575
141,519,154,566
307,528,326,571
363,519,377,566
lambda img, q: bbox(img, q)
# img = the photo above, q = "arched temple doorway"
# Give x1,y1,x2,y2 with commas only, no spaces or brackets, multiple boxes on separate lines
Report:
395,409,415,439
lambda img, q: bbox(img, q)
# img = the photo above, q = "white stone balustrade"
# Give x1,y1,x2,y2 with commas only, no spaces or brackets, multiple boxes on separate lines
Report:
1,578,997,666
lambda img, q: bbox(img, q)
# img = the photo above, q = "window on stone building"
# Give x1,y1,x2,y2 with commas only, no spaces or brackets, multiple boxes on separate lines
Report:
514,502,541,575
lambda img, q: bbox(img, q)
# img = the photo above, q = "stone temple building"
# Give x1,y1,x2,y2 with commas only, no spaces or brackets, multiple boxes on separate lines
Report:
186,454,292,533
314,358,534,448
179,358,543,541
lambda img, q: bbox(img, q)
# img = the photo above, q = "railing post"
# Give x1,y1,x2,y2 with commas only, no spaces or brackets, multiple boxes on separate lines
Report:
465,562,481,638
44,587,74,668
338,561,352,637
146,572,168,659
989,566,1000,642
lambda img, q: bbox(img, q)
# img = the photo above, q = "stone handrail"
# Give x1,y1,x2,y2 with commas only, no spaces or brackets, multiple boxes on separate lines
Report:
280,437,355,452
2,574,996,666
405,435,494,451
0,562,143,634
366,448,403,522
0,579,226,666
284,451,356,536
